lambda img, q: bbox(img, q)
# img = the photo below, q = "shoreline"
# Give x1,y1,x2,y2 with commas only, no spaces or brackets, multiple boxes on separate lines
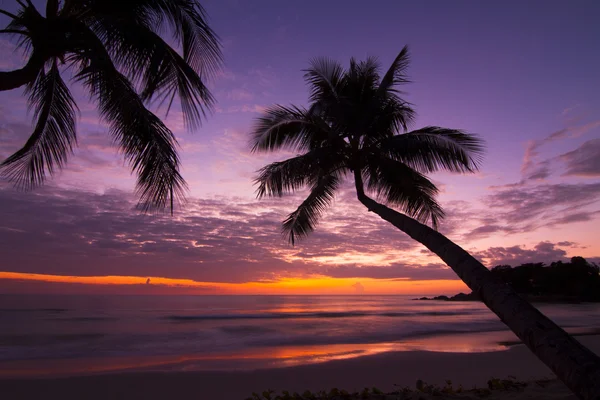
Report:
3,328,599,380
2,336,598,400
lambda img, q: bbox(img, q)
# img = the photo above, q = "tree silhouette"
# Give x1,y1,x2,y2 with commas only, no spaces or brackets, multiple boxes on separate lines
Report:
0,0,222,212
251,48,600,399
489,258,600,302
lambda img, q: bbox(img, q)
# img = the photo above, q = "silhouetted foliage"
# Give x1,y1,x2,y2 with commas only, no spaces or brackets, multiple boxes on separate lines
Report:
424,258,600,303
0,0,222,213
490,257,600,302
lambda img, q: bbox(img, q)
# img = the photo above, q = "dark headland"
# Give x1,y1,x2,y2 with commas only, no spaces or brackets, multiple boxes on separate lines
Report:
417,257,600,303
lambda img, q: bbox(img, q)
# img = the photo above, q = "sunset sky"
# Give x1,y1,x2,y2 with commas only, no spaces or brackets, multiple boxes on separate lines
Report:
0,0,599,295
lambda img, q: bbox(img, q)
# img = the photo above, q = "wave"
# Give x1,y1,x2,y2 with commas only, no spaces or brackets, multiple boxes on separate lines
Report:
0,333,105,347
247,326,509,348
166,310,471,321
0,308,68,313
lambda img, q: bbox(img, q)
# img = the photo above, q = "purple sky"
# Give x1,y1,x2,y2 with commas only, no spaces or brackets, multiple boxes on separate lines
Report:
1,0,599,294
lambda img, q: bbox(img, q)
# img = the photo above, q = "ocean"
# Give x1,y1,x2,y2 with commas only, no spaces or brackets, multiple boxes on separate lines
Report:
1,294,599,377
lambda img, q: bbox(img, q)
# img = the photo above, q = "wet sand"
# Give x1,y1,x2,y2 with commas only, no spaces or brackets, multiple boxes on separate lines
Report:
2,336,598,399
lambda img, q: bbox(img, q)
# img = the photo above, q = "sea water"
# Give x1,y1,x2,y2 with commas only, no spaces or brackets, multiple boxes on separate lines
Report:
1,294,599,377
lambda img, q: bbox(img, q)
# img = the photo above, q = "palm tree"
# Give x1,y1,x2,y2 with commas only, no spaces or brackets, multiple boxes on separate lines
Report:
250,47,600,399
0,0,222,212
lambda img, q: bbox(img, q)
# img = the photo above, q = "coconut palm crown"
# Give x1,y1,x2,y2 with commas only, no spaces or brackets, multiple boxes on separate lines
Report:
0,0,222,212
251,46,483,243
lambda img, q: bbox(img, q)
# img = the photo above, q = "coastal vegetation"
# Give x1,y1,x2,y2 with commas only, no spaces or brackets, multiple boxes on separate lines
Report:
246,377,542,400
418,257,600,302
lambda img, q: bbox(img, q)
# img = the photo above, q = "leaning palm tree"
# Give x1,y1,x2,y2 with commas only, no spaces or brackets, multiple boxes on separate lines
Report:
250,47,600,400
0,0,221,212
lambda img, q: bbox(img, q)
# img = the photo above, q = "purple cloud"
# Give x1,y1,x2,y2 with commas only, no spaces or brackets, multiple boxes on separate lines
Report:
560,138,600,177
485,182,600,228
475,242,569,267
0,184,430,282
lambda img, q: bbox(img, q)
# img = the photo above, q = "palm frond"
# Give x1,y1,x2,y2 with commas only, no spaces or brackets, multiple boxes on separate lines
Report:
361,95,415,147
3,5,35,53
303,57,345,103
250,105,335,153
71,26,186,213
0,8,19,19
379,46,410,93
380,127,485,173
355,56,380,96
71,0,222,77
1,62,77,189
283,174,339,245
364,154,444,228
91,20,213,129
255,147,346,198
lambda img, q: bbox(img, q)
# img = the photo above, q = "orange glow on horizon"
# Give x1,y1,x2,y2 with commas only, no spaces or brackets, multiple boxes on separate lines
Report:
0,271,468,295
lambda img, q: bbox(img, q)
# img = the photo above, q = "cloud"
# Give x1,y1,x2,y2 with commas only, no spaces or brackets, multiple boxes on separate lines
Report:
0,184,430,283
226,88,254,101
485,182,600,229
215,104,267,114
560,138,600,177
561,104,581,117
352,282,365,293
318,263,455,280
475,241,569,267
520,120,600,180
248,67,279,88
556,241,577,247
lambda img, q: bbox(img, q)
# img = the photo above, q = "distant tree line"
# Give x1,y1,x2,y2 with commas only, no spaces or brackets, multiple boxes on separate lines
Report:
419,257,600,302
488,257,600,302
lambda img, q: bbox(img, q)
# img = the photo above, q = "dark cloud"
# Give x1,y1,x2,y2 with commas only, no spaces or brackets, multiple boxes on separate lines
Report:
520,120,600,181
560,138,600,177
352,282,364,293
475,241,569,267
317,263,455,280
485,182,600,229
467,224,508,237
556,241,576,247
525,160,551,181
0,184,426,282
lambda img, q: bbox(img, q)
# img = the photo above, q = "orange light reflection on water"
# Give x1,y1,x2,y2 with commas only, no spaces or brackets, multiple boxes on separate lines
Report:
0,332,510,378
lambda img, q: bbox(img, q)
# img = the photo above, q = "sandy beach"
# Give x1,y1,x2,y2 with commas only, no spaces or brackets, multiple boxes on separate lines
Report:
3,336,598,400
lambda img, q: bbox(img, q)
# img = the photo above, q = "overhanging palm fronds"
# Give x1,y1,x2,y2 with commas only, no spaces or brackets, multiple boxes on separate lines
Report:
83,4,217,128
1,61,77,189
72,27,186,212
0,0,221,213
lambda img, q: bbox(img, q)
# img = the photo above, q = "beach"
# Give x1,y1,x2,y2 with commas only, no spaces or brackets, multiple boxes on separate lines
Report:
3,335,599,399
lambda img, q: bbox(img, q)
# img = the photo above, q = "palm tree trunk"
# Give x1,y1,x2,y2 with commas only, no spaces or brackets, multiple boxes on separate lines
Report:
0,52,44,92
353,171,600,400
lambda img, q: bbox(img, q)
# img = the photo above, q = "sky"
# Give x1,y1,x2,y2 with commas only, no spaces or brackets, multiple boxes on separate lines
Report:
0,0,599,295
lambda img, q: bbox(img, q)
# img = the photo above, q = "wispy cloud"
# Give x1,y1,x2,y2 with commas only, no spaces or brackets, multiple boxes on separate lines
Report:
474,241,569,266
485,182,600,229
521,120,600,180
559,138,600,177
